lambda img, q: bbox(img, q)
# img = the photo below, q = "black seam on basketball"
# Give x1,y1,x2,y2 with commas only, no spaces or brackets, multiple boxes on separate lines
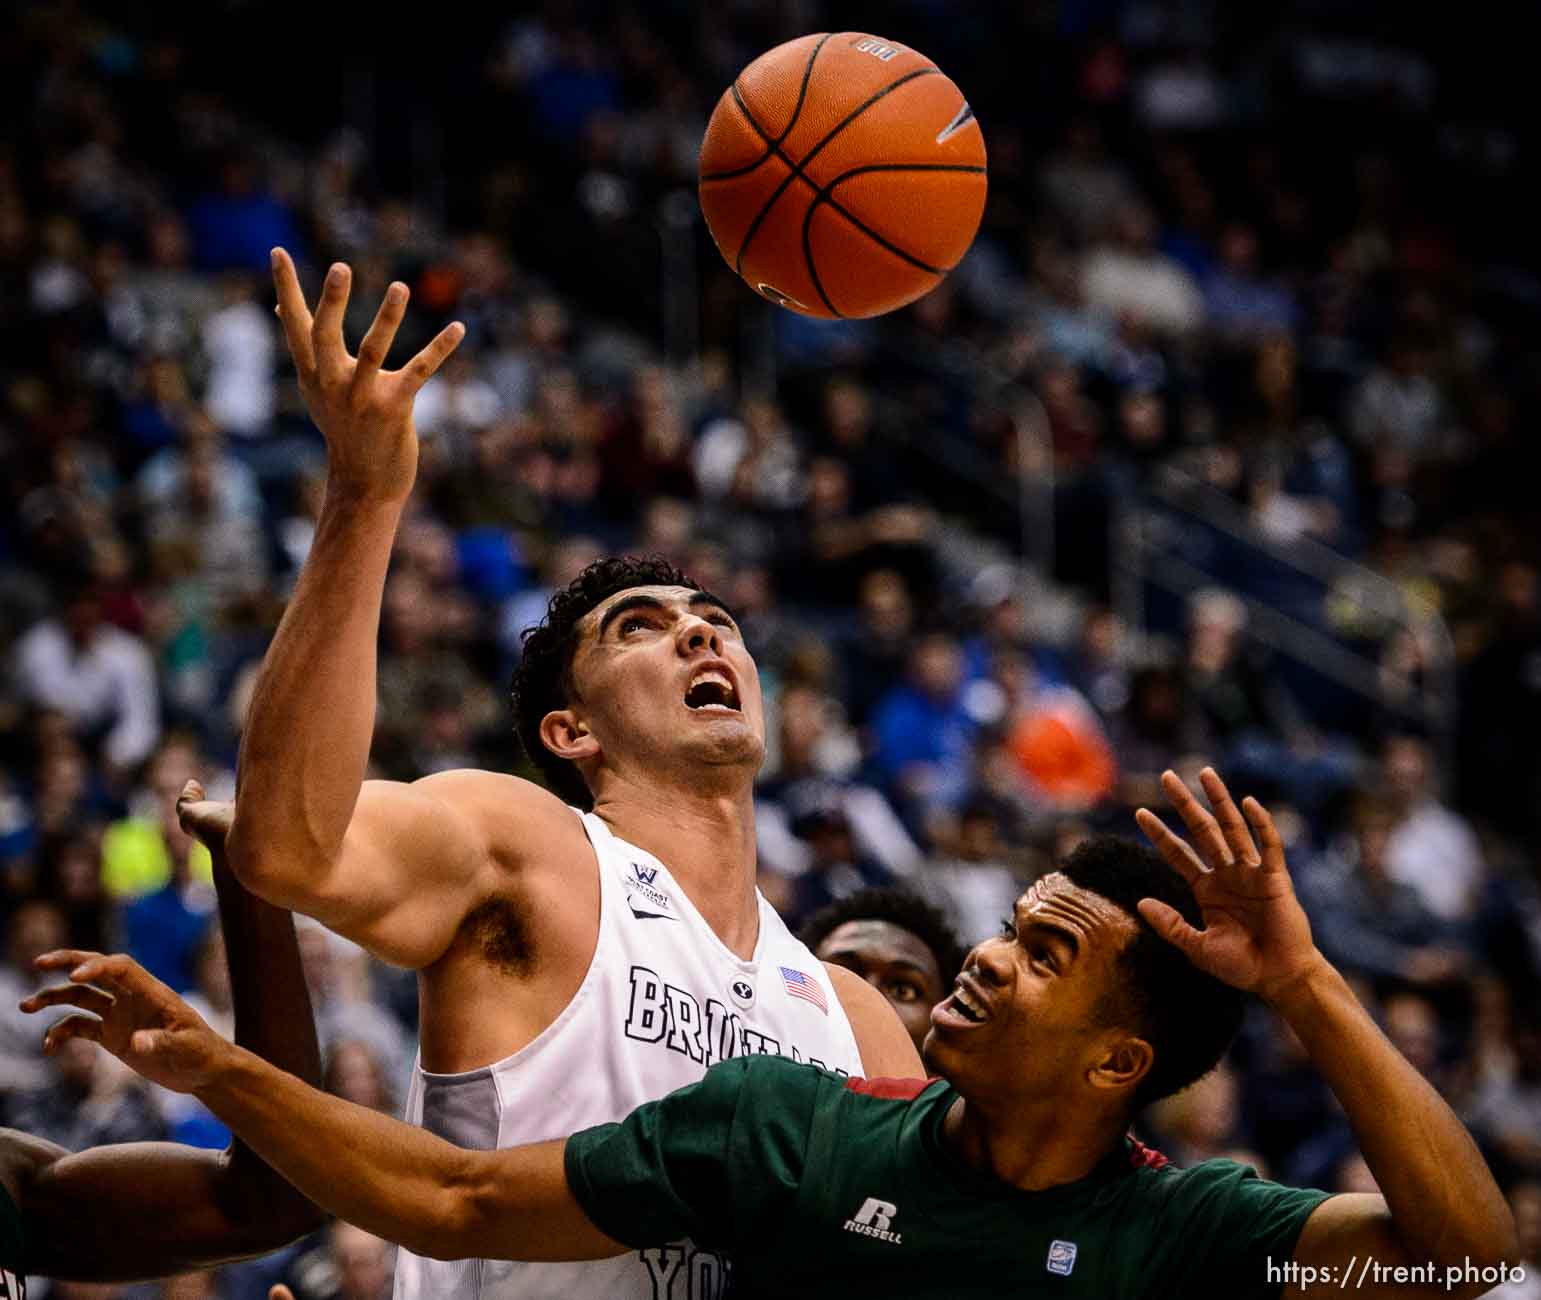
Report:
812,194,944,277
825,163,988,180
779,33,833,144
801,163,989,314
734,66,941,278
701,35,833,183
801,202,843,317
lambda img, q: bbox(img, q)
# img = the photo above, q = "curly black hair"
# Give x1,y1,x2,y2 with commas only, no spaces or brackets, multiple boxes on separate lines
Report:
1058,835,1246,1107
800,887,969,988
510,555,702,808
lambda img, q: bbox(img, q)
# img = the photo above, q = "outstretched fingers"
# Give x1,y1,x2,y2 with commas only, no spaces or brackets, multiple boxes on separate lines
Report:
399,320,466,394
311,263,353,380
69,952,159,996
355,282,410,384
1198,768,1261,867
33,948,106,973
1242,795,1288,874
1134,807,1206,883
21,980,116,1014
270,248,316,374
1159,769,1234,869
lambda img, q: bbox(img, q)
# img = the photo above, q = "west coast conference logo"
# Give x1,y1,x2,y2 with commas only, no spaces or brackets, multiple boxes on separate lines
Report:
843,1197,902,1245
626,861,675,919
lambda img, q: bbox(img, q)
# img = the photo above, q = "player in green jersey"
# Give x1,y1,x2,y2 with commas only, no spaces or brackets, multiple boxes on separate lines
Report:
2,785,323,1295
26,769,1520,1298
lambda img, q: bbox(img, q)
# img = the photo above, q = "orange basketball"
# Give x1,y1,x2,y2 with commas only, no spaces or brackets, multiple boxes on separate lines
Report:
698,32,988,320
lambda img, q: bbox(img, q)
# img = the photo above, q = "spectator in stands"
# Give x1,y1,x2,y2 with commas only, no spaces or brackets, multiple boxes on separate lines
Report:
1466,1013,1541,1173
1380,733,1485,922
838,568,919,727
1202,224,1300,345
1300,796,1472,989
0,900,70,1095
117,736,217,990
1039,118,1138,245
872,632,981,827
923,798,1025,947
32,829,111,952
283,1222,394,1300
3,1033,165,1150
296,918,413,1102
778,787,895,930
324,1038,399,1115
1144,1062,1248,1168
1081,201,1205,338
12,569,161,779
756,682,920,883
997,650,1118,812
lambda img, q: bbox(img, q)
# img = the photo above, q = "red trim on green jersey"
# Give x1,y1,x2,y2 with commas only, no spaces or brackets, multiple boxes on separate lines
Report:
1128,1137,1170,1171
844,1075,938,1101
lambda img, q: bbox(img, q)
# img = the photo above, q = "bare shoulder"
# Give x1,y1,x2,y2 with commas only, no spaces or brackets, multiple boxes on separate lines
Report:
823,964,925,1079
404,770,590,871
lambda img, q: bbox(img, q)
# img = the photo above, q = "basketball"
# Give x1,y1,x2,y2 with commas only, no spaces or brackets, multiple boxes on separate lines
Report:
698,32,988,319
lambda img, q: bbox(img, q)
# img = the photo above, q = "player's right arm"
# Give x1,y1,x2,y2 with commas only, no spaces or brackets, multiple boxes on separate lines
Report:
224,251,495,968
1138,769,1520,1299
24,957,806,1265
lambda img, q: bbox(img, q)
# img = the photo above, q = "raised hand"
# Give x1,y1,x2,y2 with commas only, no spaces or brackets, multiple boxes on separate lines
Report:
271,247,464,504
20,950,231,1094
1134,768,1323,1002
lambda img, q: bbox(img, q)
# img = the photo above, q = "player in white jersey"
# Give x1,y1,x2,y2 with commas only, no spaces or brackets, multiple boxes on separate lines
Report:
214,250,922,1300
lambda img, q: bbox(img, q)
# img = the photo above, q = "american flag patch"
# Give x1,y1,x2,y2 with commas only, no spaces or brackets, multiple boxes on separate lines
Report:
780,966,828,1014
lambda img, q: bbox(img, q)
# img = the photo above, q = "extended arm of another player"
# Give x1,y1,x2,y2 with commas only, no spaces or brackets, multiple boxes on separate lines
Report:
21,795,326,1280
1278,960,1519,1297
1140,771,1517,1298
194,1044,624,1264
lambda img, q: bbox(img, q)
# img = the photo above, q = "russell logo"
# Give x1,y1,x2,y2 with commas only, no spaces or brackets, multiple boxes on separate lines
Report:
843,1197,902,1245
1046,1239,1078,1276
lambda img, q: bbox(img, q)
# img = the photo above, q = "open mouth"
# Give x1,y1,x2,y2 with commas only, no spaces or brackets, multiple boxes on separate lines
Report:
934,977,990,1028
684,671,741,712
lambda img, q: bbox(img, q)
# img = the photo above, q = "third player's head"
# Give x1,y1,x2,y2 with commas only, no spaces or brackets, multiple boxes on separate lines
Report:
512,555,765,809
801,888,967,1056
925,836,1244,1123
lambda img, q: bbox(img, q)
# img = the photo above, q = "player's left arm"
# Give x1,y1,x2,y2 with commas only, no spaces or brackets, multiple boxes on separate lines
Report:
825,962,924,1078
18,784,325,1280
1138,769,1519,1299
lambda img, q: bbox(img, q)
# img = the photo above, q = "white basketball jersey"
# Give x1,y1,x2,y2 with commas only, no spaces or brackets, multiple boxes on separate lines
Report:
393,810,863,1300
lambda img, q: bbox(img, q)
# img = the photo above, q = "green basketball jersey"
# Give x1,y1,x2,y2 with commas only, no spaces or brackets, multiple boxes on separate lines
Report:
565,1055,1329,1299
0,1182,25,1300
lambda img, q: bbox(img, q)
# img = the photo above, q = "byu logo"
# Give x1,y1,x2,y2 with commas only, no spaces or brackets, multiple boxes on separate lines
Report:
632,862,659,886
730,978,755,1008
1046,1239,1078,1276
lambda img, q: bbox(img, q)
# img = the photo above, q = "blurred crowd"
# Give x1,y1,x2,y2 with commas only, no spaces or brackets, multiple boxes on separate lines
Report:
2,1,1539,1296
